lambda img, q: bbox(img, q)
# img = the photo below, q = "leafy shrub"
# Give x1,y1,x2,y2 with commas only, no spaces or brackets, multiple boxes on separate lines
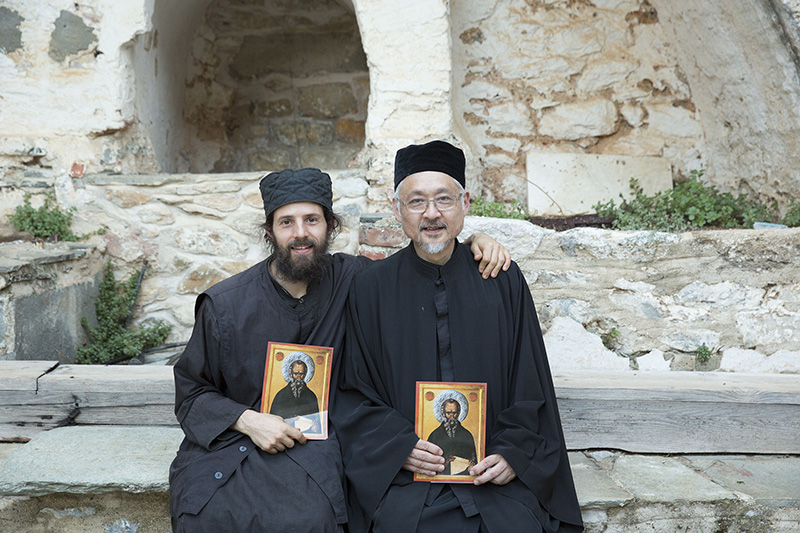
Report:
76,260,171,364
594,170,791,232
782,200,800,227
9,193,79,241
470,196,528,220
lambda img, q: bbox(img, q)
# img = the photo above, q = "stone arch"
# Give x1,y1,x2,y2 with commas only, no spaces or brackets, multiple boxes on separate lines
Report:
130,0,372,174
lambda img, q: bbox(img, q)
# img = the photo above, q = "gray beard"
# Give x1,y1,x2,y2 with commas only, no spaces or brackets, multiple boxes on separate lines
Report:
417,221,450,255
444,418,459,439
290,378,306,399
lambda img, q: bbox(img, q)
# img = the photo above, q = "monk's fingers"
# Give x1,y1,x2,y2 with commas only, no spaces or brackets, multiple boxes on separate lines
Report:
413,439,443,456
402,456,443,476
469,454,500,476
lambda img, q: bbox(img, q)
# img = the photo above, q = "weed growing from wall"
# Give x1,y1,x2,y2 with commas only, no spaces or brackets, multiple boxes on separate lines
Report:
594,170,796,232
8,192,79,241
76,260,171,364
470,196,529,220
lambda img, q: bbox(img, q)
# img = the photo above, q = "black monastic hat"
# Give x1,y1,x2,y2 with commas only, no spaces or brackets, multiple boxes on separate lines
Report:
259,168,333,218
394,140,466,189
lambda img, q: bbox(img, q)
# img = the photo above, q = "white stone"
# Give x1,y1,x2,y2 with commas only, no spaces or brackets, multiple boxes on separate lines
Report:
614,279,656,293
542,298,600,326
527,152,673,216
577,61,636,93
645,104,703,138
719,348,800,374
544,317,631,372
486,101,534,136
609,292,663,320
538,99,618,141
620,103,645,128
636,349,671,371
662,330,720,353
675,281,765,310
737,310,800,350
333,177,369,198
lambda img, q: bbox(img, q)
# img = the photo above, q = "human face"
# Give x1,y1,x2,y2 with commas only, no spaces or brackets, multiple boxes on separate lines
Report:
394,171,470,265
269,202,329,282
291,362,306,381
443,401,459,420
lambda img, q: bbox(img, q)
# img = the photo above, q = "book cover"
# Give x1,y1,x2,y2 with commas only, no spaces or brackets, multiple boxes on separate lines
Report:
260,342,333,440
414,381,487,483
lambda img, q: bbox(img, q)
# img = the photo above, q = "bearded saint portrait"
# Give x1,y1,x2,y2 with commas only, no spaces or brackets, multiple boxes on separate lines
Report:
269,351,320,422
426,390,477,475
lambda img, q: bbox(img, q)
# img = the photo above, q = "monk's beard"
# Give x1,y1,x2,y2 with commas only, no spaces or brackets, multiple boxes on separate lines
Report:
444,417,459,439
290,378,306,399
271,236,330,284
417,221,450,255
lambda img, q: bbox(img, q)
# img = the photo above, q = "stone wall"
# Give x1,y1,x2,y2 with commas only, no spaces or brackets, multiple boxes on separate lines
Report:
181,0,369,173
361,215,800,374
3,0,800,210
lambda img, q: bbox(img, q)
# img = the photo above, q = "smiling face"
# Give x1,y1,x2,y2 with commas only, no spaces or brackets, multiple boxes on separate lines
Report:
267,201,330,283
393,171,470,265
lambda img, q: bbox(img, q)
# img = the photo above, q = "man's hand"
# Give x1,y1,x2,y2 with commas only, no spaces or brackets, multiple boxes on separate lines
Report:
465,233,511,279
231,409,306,454
470,454,516,485
401,439,445,476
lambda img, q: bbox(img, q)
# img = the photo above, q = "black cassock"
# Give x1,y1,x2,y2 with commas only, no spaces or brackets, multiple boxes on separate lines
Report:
333,242,583,533
170,254,370,533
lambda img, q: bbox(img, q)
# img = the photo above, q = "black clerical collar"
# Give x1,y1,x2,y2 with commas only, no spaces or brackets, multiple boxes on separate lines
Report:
407,241,465,281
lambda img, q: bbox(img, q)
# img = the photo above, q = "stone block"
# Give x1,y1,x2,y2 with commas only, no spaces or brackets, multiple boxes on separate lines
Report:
230,33,367,79
526,152,673,216
13,277,100,362
298,84,359,119
538,99,617,141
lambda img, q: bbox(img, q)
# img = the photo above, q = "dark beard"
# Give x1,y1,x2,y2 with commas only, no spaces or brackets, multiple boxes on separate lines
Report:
271,236,331,284
290,378,306,399
444,418,459,439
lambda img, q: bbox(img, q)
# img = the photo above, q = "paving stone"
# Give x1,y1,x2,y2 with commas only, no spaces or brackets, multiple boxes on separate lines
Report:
609,455,735,503
569,452,633,509
0,427,184,496
685,455,800,508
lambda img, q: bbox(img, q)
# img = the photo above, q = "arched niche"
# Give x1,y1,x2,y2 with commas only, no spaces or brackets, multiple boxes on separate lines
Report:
130,0,372,174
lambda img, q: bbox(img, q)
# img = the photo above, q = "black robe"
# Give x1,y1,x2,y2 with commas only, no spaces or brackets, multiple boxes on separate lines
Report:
170,253,371,532
427,423,477,475
332,242,583,533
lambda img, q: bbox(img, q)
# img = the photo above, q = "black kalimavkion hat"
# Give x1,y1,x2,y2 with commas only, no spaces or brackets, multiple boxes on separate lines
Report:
259,168,333,218
394,140,466,189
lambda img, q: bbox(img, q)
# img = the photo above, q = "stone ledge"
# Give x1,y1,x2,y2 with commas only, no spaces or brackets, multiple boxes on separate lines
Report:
0,426,796,533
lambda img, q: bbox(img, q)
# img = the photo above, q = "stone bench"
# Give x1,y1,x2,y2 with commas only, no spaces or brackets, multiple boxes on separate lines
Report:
1,361,799,531
2,361,799,453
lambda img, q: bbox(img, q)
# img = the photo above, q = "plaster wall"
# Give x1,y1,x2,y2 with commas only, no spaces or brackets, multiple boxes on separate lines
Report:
0,1,153,177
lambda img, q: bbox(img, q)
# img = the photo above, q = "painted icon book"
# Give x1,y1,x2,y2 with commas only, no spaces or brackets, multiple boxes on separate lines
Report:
414,381,487,483
260,342,333,440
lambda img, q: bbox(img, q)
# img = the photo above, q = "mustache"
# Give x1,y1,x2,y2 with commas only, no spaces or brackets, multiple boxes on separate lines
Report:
288,238,318,249
419,221,448,231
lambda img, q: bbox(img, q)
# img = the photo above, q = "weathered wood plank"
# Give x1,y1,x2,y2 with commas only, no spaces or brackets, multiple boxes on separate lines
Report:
37,365,173,392
559,398,800,454
0,361,59,391
0,424,43,442
73,406,178,426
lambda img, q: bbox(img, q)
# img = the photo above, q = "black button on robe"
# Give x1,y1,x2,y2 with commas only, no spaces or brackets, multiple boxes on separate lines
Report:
333,242,583,532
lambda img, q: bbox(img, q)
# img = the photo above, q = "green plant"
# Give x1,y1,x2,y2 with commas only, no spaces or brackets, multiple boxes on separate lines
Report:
601,328,621,350
782,199,800,227
470,196,529,220
76,260,171,364
695,343,713,364
594,171,792,232
9,192,79,241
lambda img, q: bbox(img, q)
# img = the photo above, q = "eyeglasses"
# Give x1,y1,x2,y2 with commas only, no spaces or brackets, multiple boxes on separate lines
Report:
400,194,463,213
